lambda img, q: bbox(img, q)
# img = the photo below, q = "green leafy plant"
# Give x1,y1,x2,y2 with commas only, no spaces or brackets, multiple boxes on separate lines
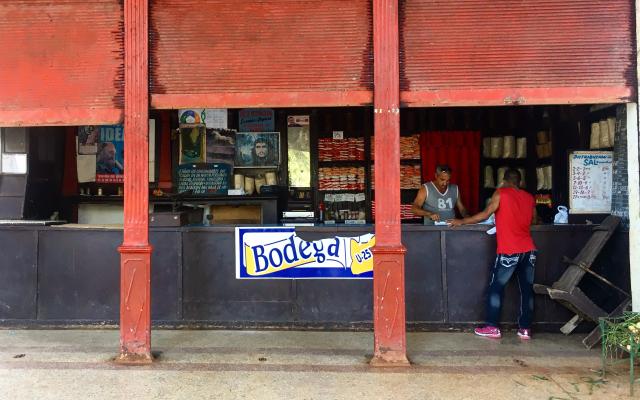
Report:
601,312,640,355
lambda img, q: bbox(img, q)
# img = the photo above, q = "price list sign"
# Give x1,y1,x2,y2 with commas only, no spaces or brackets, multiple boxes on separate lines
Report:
569,151,613,213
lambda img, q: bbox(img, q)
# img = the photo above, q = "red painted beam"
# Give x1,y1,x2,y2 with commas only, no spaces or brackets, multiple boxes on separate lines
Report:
371,0,408,366
151,91,373,109
117,0,152,364
0,109,122,127
401,86,634,107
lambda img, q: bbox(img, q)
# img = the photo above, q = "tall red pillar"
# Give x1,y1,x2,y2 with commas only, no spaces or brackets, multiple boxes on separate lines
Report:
117,0,152,364
371,0,408,366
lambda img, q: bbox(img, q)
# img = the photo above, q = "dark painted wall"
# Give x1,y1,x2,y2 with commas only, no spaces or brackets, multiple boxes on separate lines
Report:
0,225,630,331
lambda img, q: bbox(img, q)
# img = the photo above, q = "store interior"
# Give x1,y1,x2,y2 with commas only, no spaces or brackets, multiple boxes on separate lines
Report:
0,104,620,226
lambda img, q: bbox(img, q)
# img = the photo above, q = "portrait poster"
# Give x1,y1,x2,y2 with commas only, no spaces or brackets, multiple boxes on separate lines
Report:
234,132,280,168
95,125,124,183
206,128,236,165
78,126,99,155
238,109,275,132
179,124,206,164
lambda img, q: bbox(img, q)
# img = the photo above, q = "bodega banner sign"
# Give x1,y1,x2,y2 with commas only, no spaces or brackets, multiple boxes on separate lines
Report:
235,227,375,279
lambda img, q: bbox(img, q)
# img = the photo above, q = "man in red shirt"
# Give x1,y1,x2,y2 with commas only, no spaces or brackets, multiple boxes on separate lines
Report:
448,168,537,339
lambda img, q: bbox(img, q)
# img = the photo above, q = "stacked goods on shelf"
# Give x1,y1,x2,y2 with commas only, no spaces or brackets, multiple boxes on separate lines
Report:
535,130,553,191
318,166,365,191
371,164,421,189
371,201,420,221
589,117,616,149
318,138,365,161
481,134,527,189
371,134,421,159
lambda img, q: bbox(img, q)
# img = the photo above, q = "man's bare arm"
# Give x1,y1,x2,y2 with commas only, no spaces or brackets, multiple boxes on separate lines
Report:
449,190,500,226
411,186,438,220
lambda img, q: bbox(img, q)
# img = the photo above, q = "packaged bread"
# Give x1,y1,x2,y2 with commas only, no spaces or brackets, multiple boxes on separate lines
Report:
484,166,495,188
536,167,545,191
536,130,549,144
599,120,610,148
590,122,600,149
482,137,491,158
607,117,616,146
503,136,516,158
265,171,277,185
516,137,527,158
490,137,504,158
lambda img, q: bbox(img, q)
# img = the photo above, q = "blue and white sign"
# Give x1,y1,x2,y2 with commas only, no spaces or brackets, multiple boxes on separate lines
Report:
235,227,375,279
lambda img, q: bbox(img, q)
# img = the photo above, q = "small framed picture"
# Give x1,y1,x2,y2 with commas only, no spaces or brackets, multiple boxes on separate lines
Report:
179,124,206,164
235,132,280,168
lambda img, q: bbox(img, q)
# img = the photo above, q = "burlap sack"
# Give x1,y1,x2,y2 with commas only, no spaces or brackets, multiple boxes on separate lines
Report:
544,166,553,190
503,136,516,158
497,167,507,186
516,137,527,158
590,122,600,149
607,117,616,147
518,168,526,188
490,137,504,159
244,176,255,195
482,137,491,158
233,174,245,190
484,166,495,188
536,130,549,144
536,167,545,191
599,120,610,148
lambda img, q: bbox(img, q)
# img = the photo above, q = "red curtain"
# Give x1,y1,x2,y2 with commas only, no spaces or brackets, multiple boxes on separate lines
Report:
420,131,481,214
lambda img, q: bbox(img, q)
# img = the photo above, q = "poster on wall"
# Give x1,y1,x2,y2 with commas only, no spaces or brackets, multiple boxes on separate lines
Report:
206,128,236,165
239,109,275,132
178,108,227,129
95,125,124,183
235,132,280,168
569,151,613,213
179,124,206,164
235,227,375,279
77,126,99,155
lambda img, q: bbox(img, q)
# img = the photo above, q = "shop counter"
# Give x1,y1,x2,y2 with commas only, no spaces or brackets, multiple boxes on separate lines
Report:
0,223,629,331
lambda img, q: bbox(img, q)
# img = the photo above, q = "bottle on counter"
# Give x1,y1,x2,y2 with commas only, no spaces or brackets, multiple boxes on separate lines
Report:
318,201,325,222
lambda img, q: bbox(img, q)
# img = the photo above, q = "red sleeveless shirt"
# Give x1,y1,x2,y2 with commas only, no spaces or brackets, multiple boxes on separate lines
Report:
495,187,536,254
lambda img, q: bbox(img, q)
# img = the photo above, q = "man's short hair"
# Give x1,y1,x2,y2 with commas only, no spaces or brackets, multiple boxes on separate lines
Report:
504,168,521,184
436,164,452,174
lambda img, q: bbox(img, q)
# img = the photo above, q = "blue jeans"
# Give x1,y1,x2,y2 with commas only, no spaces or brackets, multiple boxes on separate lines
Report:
486,251,537,329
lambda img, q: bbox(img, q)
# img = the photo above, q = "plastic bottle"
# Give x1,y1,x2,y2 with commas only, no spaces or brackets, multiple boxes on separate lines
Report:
318,201,325,222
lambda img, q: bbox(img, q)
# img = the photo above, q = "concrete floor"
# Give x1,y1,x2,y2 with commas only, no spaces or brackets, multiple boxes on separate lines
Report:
0,329,636,399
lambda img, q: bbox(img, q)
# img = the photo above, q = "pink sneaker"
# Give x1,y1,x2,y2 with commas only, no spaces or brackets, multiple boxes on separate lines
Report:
474,325,501,339
517,328,531,340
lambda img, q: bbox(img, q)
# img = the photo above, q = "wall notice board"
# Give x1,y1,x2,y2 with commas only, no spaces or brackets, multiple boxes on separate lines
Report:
177,163,231,195
569,151,613,214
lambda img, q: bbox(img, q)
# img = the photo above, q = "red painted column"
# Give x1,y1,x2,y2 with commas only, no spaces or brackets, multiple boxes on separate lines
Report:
371,0,408,366
117,0,152,364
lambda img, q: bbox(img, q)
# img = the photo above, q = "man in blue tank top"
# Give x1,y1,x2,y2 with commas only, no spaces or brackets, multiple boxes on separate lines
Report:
411,164,469,225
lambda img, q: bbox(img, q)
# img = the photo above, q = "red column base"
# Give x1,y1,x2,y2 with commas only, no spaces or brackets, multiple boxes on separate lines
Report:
116,244,153,365
370,244,410,367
